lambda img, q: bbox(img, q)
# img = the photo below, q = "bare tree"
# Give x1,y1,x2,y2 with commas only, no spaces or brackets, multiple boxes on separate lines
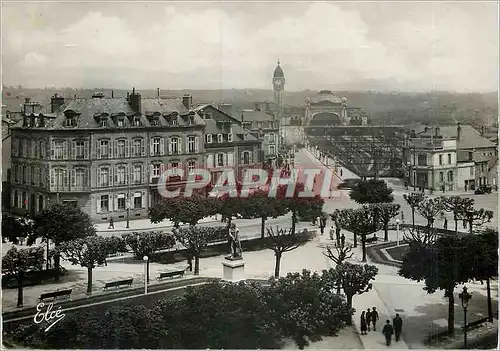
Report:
323,241,354,294
440,196,474,234
403,192,426,229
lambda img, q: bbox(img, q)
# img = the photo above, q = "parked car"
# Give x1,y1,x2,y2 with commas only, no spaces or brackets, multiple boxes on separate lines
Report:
474,185,492,195
337,178,361,190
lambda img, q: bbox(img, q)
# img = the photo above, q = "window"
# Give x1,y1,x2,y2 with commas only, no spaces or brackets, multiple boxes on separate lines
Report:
170,137,179,155
116,165,126,185
100,118,108,127
27,166,32,185
65,116,75,127
206,134,213,143
38,195,44,212
438,154,443,165
439,172,444,182
13,191,18,208
75,141,85,159
33,166,39,185
152,118,160,126
447,154,452,164
243,151,250,165
171,162,179,169
188,136,196,153
447,171,454,182
100,195,109,212
53,141,64,160
22,192,27,209
153,137,161,155
39,167,45,186
116,139,126,158
217,134,223,143
152,163,161,177
188,160,196,174
39,140,46,158
134,193,142,209
52,168,68,189
75,169,85,188
133,139,142,156
217,153,224,167
481,163,485,172
118,195,126,210
133,164,142,184
100,140,109,158
134,116,141,126
117,118,125,127
14,164,20,183
171,118,178,126
269,133,275,143
417,154,427,166
269,145,276,155
257,122,263,129
99,167,109,187
228,133,233,142
22,139,28,157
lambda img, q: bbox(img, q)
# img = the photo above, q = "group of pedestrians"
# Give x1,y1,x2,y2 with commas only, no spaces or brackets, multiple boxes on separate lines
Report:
360,309,403,347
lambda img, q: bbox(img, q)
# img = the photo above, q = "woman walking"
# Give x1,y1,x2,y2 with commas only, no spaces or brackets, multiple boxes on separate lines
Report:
360,311,368,335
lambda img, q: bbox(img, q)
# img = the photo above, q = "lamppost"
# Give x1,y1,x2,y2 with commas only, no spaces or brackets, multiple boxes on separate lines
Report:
396,218,401,247
466,209,474,235
143,255,149,295
459,286,472,349
126,198,130,229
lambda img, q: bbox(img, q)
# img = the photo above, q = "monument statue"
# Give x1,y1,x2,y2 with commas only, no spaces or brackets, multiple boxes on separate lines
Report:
226,223,243,260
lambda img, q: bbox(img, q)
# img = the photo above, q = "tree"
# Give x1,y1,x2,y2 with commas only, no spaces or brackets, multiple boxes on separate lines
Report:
416,198,443,241
323,241,354,294
399,236,468,335
440,196,474,234
149,196,219,226
172,226,221,275
2,209,32,244
2,246,45,307
123,231,176,281
403,192,425,229
59,236,110,294
264,270,354,349
349,179,394,204
460,208,494,234
323,263,378,321
31,203,96,280
331,209,357,247
266,226,313,278
365,203,401,241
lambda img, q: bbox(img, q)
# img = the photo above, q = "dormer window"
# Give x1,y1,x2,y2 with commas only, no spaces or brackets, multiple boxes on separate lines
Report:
228,133,233,142
152,118,160,127
217,134,223,143
117,117,125,127
65,115,75,127
133,116,141,126
171,118,178,126
100,118,108,127
206,134,213,143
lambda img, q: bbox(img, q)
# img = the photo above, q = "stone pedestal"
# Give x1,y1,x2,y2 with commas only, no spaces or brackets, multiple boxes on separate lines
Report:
222,259,246,282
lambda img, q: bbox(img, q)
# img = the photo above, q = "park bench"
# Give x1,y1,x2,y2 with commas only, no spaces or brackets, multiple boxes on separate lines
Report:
103,278,133,291
365,235,378,244
39,288,73,302
157,269,185,281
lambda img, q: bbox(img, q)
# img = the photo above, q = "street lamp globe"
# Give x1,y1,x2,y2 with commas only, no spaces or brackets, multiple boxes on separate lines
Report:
396,219,400,225
143,255,149,262
459,286,472,309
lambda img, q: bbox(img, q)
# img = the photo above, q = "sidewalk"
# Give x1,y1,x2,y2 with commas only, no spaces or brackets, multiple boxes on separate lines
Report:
95,215,220,232
302,147,360,180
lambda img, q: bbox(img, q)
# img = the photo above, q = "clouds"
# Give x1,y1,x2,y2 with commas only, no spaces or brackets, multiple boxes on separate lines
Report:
2,2,498,92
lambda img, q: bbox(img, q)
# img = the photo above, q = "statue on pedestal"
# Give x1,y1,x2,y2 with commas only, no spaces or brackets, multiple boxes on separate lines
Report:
226,223,243,260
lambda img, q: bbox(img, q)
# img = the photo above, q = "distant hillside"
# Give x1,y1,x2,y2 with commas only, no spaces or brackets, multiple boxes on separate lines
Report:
2,86,497,126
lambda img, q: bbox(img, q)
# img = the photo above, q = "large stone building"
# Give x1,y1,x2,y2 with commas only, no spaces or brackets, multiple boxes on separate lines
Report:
9,89,260,223
305,90,368,126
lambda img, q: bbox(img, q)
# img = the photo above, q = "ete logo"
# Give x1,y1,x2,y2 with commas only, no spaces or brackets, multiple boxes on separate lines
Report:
33,303,65,332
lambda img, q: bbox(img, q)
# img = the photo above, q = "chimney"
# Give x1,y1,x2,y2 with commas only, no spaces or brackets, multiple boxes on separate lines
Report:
457,122,462,141
157,88,160,97
434,125,440,137
51,93,65,113
182,94,192,109
111,90,114,98
128,88,141,113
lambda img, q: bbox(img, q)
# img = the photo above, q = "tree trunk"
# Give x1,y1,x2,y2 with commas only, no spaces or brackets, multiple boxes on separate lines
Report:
346,294,353,325
274,251,282,278
291,211,297,236
412,208,415,229
46,239,50,271
454,214,458,235
194,255,200,275
446,287,455,336
86,267,93,295
54,250,61,282
384,222,389,241
16,270,24,308
353,230,357,248
361,233,367,262
261,217,266,239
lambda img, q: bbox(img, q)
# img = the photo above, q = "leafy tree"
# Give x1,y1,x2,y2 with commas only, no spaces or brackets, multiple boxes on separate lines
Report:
399,236,468,335
403,192,425,229
59,236,109,294
323,241,354,294
2,209,32,244
264,270,353,349
365,203,401,241
172,226,221,275
103,236,128,256
460,208,494,234
2,246,45,307
31,203,96,280
349,179,394,204
154,281,282,349
122,231,175,281
149,196,219,226
440,196,474,233
266,226,313,277
323,263,378,321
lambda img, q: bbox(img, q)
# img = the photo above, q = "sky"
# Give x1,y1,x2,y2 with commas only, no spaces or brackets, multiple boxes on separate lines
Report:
2,1,498,92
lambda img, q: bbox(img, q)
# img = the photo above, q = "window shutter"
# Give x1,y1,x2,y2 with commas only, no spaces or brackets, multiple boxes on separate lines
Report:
185,137,189,153
109,140,114,159
109,167,114,187
97,168,101,187
227,153,234,167
97,141,101,159
195,137,200,153
178,138,182,154
125,139,130,158
72,141,76,160
63,141,68,159
141,139,145,156
149,164,154,182
114,194,118,212
40,167,44,186
125,164,130,184
51,141,55,159
84,169,89,187
240,152,244,164
160,138,165,156
96,197,101,213
207,154,214,168
63,169,69,188
84,141,89,159
149,139,154,156
114,140,118,159
71,169,76,188
168,138,172,155
160,163,165,177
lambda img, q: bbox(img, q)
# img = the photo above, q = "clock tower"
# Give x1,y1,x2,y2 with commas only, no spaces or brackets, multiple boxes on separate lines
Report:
273,60,285,117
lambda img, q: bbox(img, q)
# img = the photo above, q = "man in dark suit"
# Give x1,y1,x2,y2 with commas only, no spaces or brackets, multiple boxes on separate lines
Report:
393,313,403,342
382,320,394,346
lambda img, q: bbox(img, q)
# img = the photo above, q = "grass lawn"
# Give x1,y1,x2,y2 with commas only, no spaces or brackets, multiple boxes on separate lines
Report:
385,244,409,261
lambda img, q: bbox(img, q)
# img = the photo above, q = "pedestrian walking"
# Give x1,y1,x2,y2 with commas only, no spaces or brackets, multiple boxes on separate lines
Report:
360,311,368,335
371,307,379,331
108,217,114,229
382,320,394,346
366,308,372,331
340,233,345,247
393,313,403,342
444,218,448,230
329,226,335,241
320,216,326,235
340,168,343,177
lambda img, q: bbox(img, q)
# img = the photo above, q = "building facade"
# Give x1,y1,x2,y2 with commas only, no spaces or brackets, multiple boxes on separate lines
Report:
10,90,208,223
305,91,368,126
